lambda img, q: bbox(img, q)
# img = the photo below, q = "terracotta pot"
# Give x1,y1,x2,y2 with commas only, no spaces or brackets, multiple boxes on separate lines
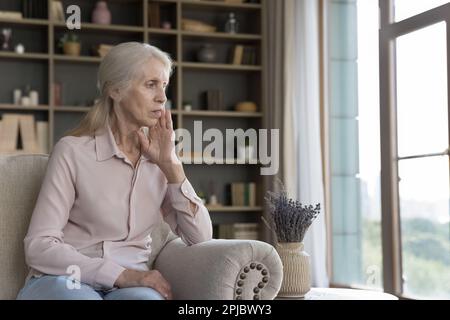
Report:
276,242,311,297
63,42,81,56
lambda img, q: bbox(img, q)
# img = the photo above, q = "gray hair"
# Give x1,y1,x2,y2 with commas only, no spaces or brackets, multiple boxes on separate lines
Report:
66,42,173,137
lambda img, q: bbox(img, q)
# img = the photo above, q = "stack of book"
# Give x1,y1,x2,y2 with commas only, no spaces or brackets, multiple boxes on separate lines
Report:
231,45,258,65
0,114,48,154
22,0,48,19
205,89,223,111
218,223,259,240
227,182,257,207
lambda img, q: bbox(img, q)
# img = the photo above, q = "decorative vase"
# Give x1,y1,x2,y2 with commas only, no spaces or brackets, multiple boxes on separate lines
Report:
92,1,111,25
63,42,81,56
197,44,217,63
276,242,311,297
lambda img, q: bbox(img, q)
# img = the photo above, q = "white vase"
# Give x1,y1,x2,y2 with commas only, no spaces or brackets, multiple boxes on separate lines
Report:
276,242,311,298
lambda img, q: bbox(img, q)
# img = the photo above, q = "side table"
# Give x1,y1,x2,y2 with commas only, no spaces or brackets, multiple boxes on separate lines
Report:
277,288,398,300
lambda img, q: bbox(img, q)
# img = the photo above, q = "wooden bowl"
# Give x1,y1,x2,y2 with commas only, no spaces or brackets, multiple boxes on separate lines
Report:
235,101,257,112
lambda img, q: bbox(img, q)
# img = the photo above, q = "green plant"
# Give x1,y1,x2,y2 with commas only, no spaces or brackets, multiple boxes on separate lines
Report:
58,33,80,48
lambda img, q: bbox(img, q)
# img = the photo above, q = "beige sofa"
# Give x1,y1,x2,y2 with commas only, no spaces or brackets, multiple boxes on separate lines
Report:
0,154,283,300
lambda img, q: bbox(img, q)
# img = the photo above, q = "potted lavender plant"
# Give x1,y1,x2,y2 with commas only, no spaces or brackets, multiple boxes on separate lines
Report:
263,181,320,298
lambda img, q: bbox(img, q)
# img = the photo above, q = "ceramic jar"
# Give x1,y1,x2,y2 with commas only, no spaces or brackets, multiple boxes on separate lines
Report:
92,1,111,25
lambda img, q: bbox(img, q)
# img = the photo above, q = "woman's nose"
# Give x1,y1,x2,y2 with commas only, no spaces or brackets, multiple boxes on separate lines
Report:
155,89,167,104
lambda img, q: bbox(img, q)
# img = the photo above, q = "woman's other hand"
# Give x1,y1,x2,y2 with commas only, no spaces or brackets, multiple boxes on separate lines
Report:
114,269,173,300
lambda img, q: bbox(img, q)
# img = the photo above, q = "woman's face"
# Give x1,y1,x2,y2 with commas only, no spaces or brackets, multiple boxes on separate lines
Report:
117,57,169,128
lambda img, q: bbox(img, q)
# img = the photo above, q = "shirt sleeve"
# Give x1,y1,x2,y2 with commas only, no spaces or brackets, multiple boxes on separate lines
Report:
161,178,213,245
23,139,125,290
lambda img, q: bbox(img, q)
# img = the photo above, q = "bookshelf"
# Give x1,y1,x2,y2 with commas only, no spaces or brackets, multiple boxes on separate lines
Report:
0,0,266,240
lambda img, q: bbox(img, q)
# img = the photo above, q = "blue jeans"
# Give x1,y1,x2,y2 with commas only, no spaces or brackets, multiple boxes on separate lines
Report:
16,275,165,300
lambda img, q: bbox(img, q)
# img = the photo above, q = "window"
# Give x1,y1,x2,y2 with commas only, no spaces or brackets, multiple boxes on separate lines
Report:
380,1,450,299
394,0,450,22
327,0,450,298
327,0,382,289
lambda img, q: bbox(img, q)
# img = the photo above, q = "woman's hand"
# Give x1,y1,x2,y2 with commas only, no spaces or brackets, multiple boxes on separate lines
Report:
136,109,186,183
114,269,173,300
137,109,178,167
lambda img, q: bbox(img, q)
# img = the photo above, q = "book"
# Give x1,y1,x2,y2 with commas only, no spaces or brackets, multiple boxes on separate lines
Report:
206,89,223,111
248,182,256,207
148,3,161,28
0,114,20,152
51,1,65,22
19,115,39,153
218,224,234,239
230,182,257,207
217,223,259,240
232,45,244,65
232,222,259,240
36,121,49,154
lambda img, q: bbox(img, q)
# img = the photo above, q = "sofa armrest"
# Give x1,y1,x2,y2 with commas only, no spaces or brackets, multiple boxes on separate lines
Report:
154,238,283,300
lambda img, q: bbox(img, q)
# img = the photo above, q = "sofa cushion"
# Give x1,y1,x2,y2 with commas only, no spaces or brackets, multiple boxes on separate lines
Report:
0,154,49,300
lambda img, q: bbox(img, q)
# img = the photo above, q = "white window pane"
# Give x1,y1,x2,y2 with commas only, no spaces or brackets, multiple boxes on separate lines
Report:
395,0,450,22
396,22,449,157
398,156,450,299
357,0,382,290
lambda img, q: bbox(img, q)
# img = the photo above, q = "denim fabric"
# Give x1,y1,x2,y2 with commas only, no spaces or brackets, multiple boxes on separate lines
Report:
16,275,165,300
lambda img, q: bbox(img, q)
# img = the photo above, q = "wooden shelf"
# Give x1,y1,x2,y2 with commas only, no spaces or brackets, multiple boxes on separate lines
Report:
181,30,261,41
181,157,260,164
181,62,261,71
180,0,261,10
53,22,144,33
54,106,92,112
206,206,263,212
0,0,266,237
0,17,49,26
0,52,49,60
53,55,102,63
53,106,180,113
0,104,50,111
148,28,179,35
181,110,262,117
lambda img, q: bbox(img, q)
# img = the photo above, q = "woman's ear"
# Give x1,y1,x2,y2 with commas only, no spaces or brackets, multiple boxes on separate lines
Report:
109,88,121,102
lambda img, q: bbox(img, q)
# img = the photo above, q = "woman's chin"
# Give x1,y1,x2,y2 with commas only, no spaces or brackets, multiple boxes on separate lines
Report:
144,118,159,127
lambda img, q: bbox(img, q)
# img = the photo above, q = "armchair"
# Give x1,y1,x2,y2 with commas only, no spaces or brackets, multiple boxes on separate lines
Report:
0,154,283,300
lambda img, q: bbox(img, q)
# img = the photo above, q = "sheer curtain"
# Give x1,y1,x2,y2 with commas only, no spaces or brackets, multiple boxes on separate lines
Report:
284,0,329,287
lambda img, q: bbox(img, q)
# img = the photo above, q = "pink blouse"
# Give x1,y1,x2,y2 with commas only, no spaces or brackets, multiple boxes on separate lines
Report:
23,124,213,290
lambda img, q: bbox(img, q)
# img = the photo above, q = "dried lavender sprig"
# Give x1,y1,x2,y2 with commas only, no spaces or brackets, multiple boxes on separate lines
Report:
264,181,321,243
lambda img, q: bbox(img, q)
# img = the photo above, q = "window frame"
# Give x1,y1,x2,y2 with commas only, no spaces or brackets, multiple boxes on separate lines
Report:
379,0,450,297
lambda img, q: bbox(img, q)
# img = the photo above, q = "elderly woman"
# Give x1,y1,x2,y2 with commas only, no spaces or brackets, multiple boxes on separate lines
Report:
16,42,213,300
